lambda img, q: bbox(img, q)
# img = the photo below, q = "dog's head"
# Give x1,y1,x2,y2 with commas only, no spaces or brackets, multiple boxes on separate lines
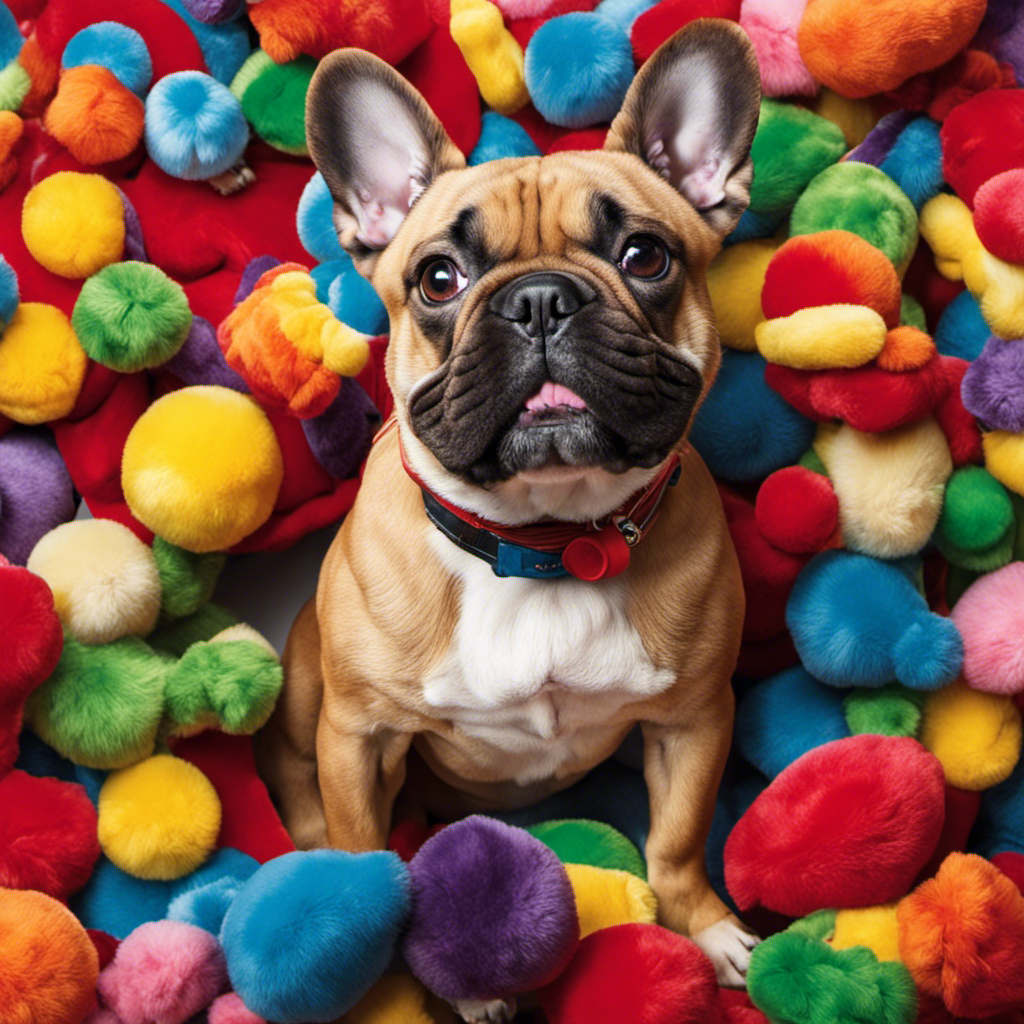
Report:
307,21,760,521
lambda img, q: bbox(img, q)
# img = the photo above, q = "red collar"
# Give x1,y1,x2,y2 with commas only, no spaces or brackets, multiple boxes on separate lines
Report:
376,417,682,580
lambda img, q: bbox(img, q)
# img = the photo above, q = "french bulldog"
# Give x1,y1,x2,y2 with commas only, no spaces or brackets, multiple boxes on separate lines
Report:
256,18,762,1016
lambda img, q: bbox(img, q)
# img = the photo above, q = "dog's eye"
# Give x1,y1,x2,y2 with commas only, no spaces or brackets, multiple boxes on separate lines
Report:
618,235,670,280
419,258,467,303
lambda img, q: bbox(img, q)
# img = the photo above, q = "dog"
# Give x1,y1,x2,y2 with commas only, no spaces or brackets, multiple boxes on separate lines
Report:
255,18,762,1015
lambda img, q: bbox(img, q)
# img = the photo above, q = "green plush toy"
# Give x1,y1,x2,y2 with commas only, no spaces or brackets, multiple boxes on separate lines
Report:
933,466,1017,573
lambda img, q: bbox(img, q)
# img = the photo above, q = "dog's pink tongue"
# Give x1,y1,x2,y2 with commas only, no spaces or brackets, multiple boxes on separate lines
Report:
525,382,587,412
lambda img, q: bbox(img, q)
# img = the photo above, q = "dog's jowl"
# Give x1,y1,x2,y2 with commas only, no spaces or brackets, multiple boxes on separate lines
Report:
255,19,763,1009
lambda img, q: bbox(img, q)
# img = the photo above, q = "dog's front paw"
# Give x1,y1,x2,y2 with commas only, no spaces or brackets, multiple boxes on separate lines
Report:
452,997,518,1023
691,916,761,988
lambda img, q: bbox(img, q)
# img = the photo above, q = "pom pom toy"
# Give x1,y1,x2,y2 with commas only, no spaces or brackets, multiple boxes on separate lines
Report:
98,918,228,1024
897,853,1024,1018
961,334,1024,434
724,735,947,917
230,51,314,156
934,465,1016,572
207,992,268,1024
831,904,902,963
403,816,579,1004
536,923,722,1024
525,819,646,878
0,254,17,330
61,22,154,97
705,238,778,352
451,0,530,115
974,169,1024,266
221,849,411,1023
121,386,285,553
0,428,76,565
951,562,1024,694
97,754,222,880
738,0,817,97
564,863,656,938
0,886,100,1024
785,550,964,690
27,518,162,644
71,260,192,372
469,109,543,164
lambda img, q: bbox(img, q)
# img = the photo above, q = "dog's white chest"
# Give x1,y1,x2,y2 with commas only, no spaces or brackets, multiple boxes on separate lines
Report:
423,536,675,782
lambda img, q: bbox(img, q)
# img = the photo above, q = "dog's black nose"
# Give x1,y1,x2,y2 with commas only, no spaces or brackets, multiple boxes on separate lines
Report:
489,272,595,339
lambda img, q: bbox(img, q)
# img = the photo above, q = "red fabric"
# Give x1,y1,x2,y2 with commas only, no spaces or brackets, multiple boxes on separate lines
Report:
67,362,122,422
973,168,1024,265
925,50,1017,122
0,564,64,773
764,355,951,433
719,485,810,644
941,89,1024,207
754,467,839,556
171,732,295,865
0,771,100,900
932,356,983,466
512,104,570,154
389,820,446,862
87,930,121,972
399,24,482,157
537,923,723,1024
915,785,982,883
902,240,964,333
724,735,947,917
33,0,207,78
630,0,742,66
548,129,608,153
992,852,1024,895
718,989,770,1024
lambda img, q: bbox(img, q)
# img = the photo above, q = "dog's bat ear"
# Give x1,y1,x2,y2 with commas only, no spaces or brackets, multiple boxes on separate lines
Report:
306,49,466,273
605,19,761,238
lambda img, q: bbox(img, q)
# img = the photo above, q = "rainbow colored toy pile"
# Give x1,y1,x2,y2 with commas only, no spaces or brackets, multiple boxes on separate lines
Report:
1,0,1024,1022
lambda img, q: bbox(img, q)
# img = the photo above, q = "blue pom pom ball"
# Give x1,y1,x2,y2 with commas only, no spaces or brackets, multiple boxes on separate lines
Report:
62,23,153,96
0,256,18,332
469,112,542,166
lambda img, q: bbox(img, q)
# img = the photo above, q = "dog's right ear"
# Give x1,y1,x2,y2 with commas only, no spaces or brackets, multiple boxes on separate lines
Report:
306,49,466,275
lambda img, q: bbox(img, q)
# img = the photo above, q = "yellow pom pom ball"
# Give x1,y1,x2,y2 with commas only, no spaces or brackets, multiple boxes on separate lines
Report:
983,430,1024,497
122,386,284,553
345,974,437,1024
22,171,126,279
832,904,901,962
707,238,778,352
27,518,161,645
755,304,888,370
98,754,222,880
564,863,657,940
920,678,1022,790
0,302,87,424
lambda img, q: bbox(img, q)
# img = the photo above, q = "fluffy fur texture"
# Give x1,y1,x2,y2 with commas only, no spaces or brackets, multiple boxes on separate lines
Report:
537,923,721,1024
152,537,226,619
897,853,1024,1018
98,919,228,1024
756,304,888,371
706,238,777,352
295,172,345,264
564,863,657,938
747,928,916,1024
0,255,16,330
689,349,816,482
221,849,410,1023
237,53,314,155
974,169,1024,265
72,260,192,372
300,377,380,480
877,118,943,212
739,0,816,97
98,755,222,881
920,679,1022,791
45,64,145,163
404,817,579,1000
0,562,63,770
734,665,850,779
468,110,542,165
0,429,75,566
0,770,99,899
27,518,161,644
144,71,248,180
796,0,986,99
813,417,952,559
207,992,268,1024
941,89,1024,208
121,386,284,553
342,974,439,1024
935,465,1015,565
525,819,646,879
790,163,919,273
842,685,923,739
972,756,1024,859
61,22,153,96
630,0,742,65
761,231,902,328
876,326,935,373
26,634,166,769
962,334,1024,434
167,876,242,936
747,100,846,216
934,291,989,362
755,466,838,555
786,551,964,690
525,11,636,128
982,429,1024,497
951,562,1024,695
0,302,87,424
0,886,99,1024
832,904,901,962
450,0,530,116
724,735,946,916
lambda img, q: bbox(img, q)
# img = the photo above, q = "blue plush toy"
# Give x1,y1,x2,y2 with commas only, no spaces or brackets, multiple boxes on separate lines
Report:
878,117,944,211
62,23,155,98
689,349,817,483
469,111,542,166
785,550,964,690
0,254,18,332
934,290,992,362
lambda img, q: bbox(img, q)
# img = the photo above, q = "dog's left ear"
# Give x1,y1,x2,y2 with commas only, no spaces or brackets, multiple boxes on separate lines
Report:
306,49,466,274
606,19,761,238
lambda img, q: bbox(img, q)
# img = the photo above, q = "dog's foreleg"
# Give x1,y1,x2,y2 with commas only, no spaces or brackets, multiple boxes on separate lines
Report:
641,690,760,987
